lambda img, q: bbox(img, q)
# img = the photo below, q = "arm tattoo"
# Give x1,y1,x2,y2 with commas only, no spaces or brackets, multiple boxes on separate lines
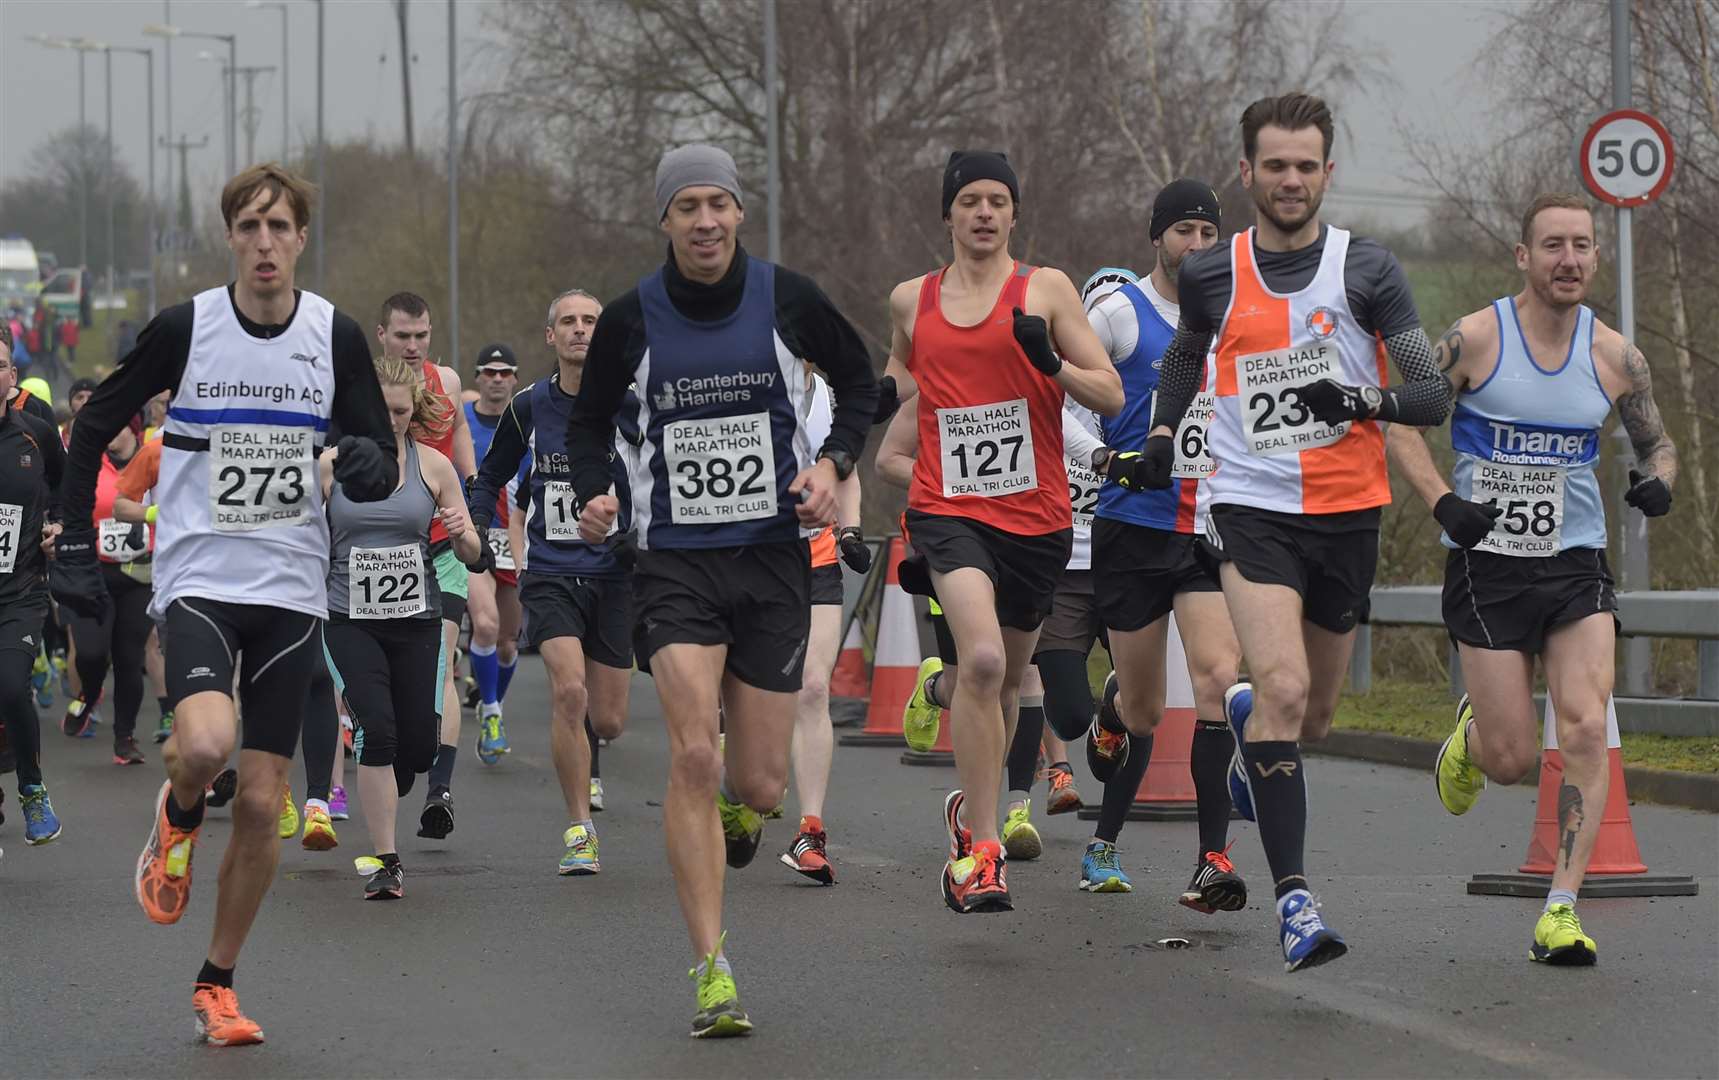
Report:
1433,321,1463,374
1616,342,1679,486
1147,326,1215,432
1374,327,1453,427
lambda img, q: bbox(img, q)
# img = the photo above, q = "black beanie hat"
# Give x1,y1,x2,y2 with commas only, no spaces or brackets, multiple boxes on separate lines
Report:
1150,179,1221,241
941,151,1020,218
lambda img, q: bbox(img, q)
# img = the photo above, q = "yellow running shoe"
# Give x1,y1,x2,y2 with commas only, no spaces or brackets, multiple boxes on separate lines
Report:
1435,694,1486,815
301,806,338,851
278,784,299,840
902,656,944,752
1532,903,1597,965
1001,801,1042,861
689,931,753,1038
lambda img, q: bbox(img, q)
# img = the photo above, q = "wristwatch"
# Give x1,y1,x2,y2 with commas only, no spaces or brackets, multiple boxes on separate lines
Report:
817,448,856,481
1359,385,1383,416
1089,447,1112,474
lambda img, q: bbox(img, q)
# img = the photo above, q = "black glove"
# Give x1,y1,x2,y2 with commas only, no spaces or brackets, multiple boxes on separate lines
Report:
334,436,395,502
873,375,900,426
48,527,111,622
1434,493,1503,549
1107,434,1175,491
125,521,146,552
1289,378,1374,425
1010,307,1062,377
838,526,872,574
464,541,495,574
1625,469,1672,517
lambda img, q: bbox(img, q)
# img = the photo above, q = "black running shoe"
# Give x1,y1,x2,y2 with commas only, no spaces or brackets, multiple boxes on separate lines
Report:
113,736,146,766
417,787,455,839
364,859,405,900
1179,846,1248,914
206,768,239,808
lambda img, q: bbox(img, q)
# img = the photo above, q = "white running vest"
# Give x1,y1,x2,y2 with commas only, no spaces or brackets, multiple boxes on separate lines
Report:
151,286,338,619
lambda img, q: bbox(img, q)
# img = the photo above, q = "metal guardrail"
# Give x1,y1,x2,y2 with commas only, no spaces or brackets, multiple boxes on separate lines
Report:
1355,587,1719,737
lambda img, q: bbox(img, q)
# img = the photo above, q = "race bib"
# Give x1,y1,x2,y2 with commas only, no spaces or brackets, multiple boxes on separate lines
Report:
0,502,20,574
487,526,516,571
541,481,582,541
209,425,314,532
1472,461,1564,556
98,518,149,563
1237,344,1350,457
938,399,1037,498
1151,390,1218,479
665,412,777,524
348,543,428,619
1066,460,1101,529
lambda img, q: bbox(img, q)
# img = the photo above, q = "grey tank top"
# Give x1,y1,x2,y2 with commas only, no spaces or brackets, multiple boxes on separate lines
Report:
326,437,441,621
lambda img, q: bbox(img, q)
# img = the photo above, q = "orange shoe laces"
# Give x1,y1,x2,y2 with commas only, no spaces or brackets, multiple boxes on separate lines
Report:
1203,842,1236,874
1049,768,1075,793
194,984,249,1027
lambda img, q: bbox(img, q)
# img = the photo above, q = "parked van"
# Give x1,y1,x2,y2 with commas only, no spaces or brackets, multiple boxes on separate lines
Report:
0,237,40,313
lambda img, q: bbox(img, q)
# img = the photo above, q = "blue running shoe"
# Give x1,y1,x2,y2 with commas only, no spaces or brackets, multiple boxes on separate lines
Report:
20,784,62,845
1224,683,1256,822
1278,890,1347,972
1078,840,1133,893
476,711,508,765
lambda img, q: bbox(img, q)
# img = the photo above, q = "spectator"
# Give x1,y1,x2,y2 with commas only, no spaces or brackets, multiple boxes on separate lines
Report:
114,318,138,363
60,315,79,366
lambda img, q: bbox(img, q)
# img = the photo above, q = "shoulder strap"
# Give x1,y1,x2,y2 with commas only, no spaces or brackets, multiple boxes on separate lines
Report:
916,269,944,318
1002,262,1035,310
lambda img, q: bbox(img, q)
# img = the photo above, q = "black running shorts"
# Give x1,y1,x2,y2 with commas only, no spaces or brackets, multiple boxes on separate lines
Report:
163,597,321,758
810,561,843,607
901,510,1071,632
1443,547,1618,655
1199,504,1377,634
0,594,48,657
632,541,810,693
519,571,633,668
1092,517,1218,632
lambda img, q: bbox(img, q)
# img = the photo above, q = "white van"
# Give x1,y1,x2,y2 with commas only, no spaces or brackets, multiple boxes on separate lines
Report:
0,237,40,312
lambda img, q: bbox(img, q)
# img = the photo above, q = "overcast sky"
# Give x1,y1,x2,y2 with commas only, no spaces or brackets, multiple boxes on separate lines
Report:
0,0,1514,230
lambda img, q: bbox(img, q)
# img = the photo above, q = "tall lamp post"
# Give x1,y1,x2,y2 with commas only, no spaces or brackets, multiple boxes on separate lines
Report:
143,24,237,177
26,34,92,271
247,1,291,162
108,45,159,317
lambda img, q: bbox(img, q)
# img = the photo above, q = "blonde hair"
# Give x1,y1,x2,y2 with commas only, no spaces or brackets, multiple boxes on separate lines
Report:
373,354,449,439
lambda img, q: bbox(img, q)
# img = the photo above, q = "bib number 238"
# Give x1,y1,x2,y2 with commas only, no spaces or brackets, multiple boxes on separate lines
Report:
665,412,777,524
209,425,313,532
938,398,1036,498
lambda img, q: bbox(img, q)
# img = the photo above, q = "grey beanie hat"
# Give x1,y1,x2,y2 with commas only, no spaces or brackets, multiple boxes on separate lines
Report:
655,144,745,222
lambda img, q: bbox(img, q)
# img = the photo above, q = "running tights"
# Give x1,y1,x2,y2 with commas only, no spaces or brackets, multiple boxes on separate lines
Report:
66,567,152,740
1,645,43,787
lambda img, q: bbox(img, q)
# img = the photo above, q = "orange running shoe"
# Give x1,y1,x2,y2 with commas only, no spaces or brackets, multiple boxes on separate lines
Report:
192,984,265,1046
942,840,1012,914
779,817,835,885
136,780,198,925
1045,763,1083,815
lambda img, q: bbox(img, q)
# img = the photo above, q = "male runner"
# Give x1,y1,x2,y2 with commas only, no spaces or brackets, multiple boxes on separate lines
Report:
56,163,397,1043
569,145,877,1036
464,342,529,762
469,290,637,876
1391,193,1677,965
375,292,481,838
879,150,1121,914
1144,94,1451,971
0,326,66,847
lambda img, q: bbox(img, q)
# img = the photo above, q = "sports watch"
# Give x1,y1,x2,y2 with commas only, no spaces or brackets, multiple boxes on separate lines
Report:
817,448,856,480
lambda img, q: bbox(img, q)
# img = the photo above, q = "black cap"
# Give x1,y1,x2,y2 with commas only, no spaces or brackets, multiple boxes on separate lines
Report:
1150,179,1221,241
69,377,99,397
474,343,517,371
941,150,1020,218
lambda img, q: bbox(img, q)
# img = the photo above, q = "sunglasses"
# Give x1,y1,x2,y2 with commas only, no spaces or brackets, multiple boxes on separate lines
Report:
477,367,517,377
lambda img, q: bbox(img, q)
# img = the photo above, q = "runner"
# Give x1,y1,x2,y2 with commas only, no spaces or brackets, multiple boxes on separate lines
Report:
375,292,480,841
879,150,1122,915
1390,193,1678,965
780,364,868,885
463,342,529,763
322,354,484,899
1145,94,1450,970
55,163,398,1044
468,288,639,877
112,434,176,744
0,325,66,848
568,145,877,1036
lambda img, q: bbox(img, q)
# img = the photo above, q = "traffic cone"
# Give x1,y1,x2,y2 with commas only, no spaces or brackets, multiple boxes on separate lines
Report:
1080,614,1200,822
829,615,871,699
839,537,916,747
900,708,955,766
1468,696,1696,898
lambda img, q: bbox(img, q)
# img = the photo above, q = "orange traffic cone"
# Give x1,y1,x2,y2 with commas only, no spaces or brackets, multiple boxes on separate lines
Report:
900,708,955,766
1468,696,1695,898
839,537,917,747
829,615,871,700
1080,614,1201,822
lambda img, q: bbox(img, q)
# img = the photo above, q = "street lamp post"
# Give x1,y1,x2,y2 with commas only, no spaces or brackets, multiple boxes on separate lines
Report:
315,0,325,290
248,1,291,162
25,35,92,270
110,45,159,317
144,24,238,175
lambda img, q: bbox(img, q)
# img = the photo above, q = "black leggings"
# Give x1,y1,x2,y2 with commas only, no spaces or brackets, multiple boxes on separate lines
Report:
1,625,45,788
1036,648,1098,742
301,624,338,803
324,618,442,796
66,565,152,739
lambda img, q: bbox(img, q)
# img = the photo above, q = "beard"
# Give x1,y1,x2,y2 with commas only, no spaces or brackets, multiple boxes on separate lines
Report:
1252,183,1324,236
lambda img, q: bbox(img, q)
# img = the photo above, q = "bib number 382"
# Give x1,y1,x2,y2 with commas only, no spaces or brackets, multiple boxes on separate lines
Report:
665,411,777,524
349,543,427,619
209,425,313,532
938,398,1037,498
1237,344,1350,457
1471,461,1564,556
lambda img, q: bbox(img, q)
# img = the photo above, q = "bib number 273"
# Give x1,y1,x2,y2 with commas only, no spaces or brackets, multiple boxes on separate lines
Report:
209,425,313,532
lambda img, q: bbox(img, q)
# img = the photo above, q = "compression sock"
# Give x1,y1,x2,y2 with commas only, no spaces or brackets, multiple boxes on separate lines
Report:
1239,739,1309,899
1005,696,1045,795
586,716,601,779
469,641,499,707
1190,719,1236,854
195,960,234,990
1095,733,1152,845
427,745,458,792
165,789,207,830
496,657,518,701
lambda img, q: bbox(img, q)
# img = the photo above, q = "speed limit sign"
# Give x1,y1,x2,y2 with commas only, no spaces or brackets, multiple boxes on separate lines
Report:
1579,109,1675,207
